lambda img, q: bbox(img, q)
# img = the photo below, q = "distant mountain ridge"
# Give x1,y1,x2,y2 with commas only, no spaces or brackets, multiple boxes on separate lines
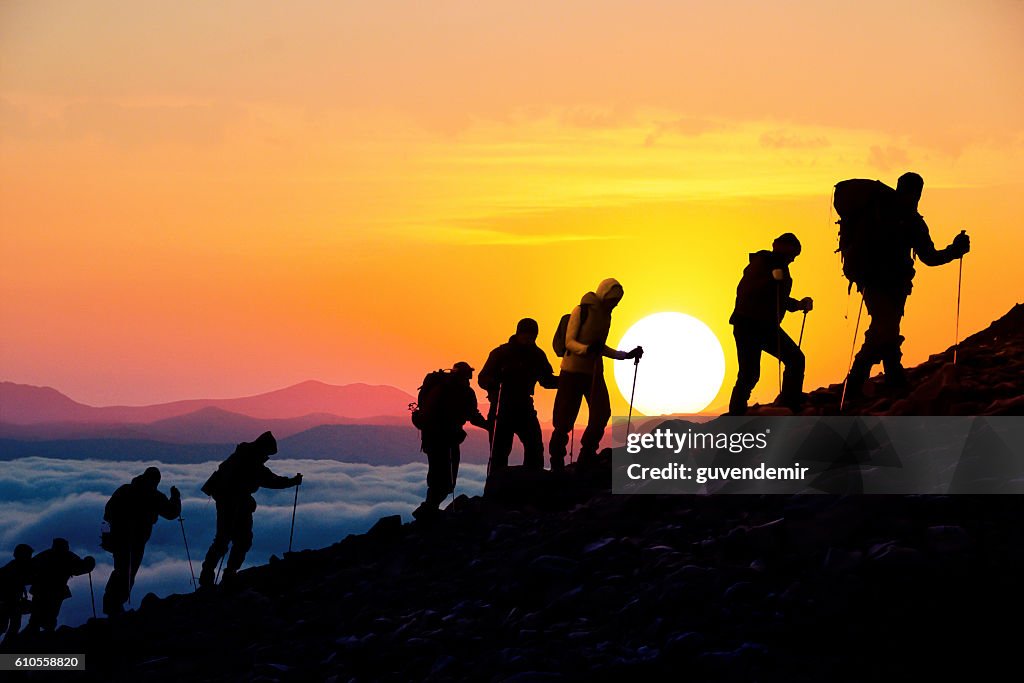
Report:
0,380,415,425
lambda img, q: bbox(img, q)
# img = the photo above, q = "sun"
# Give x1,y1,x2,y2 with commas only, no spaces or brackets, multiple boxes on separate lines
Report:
613,312,726,415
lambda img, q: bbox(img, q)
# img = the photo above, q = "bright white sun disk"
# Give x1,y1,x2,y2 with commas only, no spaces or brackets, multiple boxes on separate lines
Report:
613,312,726,415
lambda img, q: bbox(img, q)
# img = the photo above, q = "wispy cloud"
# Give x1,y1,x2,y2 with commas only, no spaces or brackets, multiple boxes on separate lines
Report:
429,226,623,246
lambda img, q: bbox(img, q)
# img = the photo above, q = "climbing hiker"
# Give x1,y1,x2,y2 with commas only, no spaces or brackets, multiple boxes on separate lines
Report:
24,538,94,633
835,172,970,402
411,361,489,518
198,431,301,587
727,232,813,415
478,318,559,473
549,278,643,471
101,467,181,615
0,544,34,643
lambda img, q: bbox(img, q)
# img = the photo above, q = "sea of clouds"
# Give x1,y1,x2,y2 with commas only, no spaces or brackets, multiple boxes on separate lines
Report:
0,457,485,629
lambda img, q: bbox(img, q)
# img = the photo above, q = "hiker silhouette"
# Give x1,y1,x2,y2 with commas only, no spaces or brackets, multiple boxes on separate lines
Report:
411,362,488,519
24,538,94,634
549,278,642,471
839,172,970,402
726,233,813,415
479,318,559,473
198,431,301,587
0,544,33,643
101,466,181,615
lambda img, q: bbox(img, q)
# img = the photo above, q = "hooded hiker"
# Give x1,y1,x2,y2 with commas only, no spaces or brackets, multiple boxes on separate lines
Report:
411,361,489,518
727,232,813,415
478,318,559,473
198,431,301,587
0,544,33,643
837,172,970,400
101,466,181,615
24,538,94,634
549,278,643,471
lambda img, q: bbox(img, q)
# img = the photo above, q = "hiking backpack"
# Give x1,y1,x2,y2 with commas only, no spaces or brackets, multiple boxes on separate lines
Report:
552,304,590,357
409,369,453,430
833,178,899,292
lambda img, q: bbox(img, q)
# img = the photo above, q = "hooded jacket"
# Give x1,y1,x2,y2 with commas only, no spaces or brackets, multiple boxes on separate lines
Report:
560,278,629,375
730,251,802,327
104,472,181,546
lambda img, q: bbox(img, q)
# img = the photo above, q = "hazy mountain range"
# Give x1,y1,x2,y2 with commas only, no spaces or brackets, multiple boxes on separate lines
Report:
0,380,500,465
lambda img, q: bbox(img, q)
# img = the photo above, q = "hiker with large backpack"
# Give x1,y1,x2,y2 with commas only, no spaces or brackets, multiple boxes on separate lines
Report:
198,431,301,587
478,318,559,474
100,467,181,615
411,362,489,518
834,172,970,402
726,233,813,415
549,278,643,472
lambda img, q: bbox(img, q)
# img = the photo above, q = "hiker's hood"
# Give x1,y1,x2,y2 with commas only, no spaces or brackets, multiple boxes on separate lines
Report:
581,278,623,307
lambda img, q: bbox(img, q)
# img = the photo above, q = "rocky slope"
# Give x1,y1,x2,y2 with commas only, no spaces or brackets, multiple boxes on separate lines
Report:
6,305,1023,682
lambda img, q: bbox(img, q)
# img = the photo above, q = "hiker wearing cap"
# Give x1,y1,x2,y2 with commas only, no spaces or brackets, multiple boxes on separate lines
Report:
100,467,181,615
412,362,488,518
198,431,301,587
549,278,643,471
0,544,34,642
842,172,970,401
478,318,559,473
727,233,813,415
24,538,95,634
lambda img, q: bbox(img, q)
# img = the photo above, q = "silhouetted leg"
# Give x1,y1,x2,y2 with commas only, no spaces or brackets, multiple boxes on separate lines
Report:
518,409,545,470
851,287,905,396
550,371,587,468
424,435,452,509
764,328,804,409
223,509,254,580
729,320,765,415
1,607,20,643
580,371,610,459
27,596,62,632
200,500,234,587
489,407,515,472
103,547,131,615
449,445,461,498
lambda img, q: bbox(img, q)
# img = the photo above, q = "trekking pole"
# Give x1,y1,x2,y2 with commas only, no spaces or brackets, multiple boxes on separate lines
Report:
127,549,133,607
449,450,457,512
839,295,865,411
626,356,640,436
88,571,96,619
798,310,808,349
776,285,783,396
954,237,965,366
486,384,502,481
569,427,575,465
288,482,300,554
178,517,197,591
215,554,224,585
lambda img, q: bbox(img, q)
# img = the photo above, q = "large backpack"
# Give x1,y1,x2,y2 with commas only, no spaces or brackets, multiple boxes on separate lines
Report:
833,179,899,292
552,304,590,357
409,369,454,430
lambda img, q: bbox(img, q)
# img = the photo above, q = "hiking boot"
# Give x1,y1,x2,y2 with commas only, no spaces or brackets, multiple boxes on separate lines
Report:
550,457,565,474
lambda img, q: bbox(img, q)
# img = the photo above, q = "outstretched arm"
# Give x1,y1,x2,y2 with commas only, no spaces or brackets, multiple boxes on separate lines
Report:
912,218,969,266
157,487,182,521
259,466,300,490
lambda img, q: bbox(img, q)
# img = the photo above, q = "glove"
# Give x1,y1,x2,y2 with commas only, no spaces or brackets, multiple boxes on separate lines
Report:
951,231,970,257
800,297,813,312
293,473,303,486
84,556,96,572
628,346,644,360
170,485,180,499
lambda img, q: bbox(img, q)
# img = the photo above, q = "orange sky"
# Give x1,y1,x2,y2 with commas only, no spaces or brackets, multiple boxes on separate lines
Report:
1,1,1022,416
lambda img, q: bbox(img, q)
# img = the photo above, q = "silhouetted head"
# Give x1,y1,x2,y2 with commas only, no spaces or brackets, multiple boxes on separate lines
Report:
772,233,802,263
596,278,624,310
139,466,161,488
514,318,539,344
52,538,70,553
14,543,33,561
252,431,278,461
896,172,924,210
452,361,474,382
